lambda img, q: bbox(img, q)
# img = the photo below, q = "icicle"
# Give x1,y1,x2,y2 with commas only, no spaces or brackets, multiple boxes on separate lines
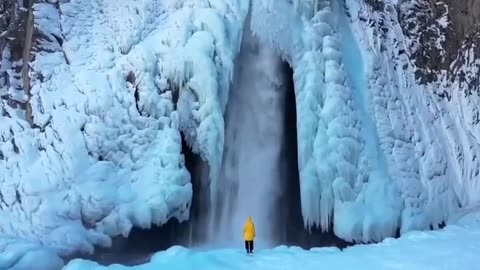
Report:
293,0,300,13
292,0,321,19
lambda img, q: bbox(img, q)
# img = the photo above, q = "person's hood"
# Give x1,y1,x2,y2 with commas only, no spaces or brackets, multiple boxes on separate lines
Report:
247,216,252,222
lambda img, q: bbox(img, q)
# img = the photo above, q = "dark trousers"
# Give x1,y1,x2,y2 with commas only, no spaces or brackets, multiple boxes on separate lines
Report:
245,240,254,253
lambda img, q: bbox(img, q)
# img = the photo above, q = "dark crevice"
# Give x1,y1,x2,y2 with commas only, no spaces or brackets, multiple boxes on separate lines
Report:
51,33,63,46
12,138,19,153
169,79,180,110
125,72,142,115
134,87,141,113
395,227,401,238
125,71,143,116
181,131,211,246
15,189,22,205
68,217,189,266
126,71,136,85
277,62,353,250
433,221,446,230
274,60,300,245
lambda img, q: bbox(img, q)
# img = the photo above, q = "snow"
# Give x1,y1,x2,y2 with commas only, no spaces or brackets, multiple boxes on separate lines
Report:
0,238,63,270
0,0,248,261
62,216,480,270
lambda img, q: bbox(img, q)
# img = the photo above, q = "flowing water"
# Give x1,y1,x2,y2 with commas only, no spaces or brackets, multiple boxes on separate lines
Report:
208,13,291,248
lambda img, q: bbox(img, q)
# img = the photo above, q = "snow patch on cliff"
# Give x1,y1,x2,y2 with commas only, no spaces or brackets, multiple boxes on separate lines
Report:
347,0,480,233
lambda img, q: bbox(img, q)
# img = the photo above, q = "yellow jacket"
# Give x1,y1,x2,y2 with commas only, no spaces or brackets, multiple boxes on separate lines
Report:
243,216,256,241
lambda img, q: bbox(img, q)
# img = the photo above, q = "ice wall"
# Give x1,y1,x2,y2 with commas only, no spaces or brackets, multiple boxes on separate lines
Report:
0,0,249,266
250,0,479,243
345,0,480,233
250,0,398,243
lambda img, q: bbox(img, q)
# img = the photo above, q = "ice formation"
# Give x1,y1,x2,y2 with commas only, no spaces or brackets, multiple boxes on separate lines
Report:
209,12,292,247
1,0,248,266
250,0,480,243
249,0,400,243
1,0,479,267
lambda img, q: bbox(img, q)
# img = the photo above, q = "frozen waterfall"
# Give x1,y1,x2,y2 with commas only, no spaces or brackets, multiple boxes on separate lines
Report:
208,13,292,248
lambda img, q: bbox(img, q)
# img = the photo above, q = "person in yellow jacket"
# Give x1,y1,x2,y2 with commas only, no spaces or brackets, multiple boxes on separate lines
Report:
243,216,256,253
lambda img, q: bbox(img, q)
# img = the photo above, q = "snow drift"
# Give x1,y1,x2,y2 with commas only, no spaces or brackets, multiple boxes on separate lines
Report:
62,213,480,270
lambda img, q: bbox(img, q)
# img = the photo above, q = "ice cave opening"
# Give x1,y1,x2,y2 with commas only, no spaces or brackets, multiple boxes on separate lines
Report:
278,62,351,250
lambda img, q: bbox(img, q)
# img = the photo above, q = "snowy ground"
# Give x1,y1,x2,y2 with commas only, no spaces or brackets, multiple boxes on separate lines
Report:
62,212,480,270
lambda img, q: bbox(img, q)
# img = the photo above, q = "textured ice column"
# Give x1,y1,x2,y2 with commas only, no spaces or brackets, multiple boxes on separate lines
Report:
252,0,403,242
